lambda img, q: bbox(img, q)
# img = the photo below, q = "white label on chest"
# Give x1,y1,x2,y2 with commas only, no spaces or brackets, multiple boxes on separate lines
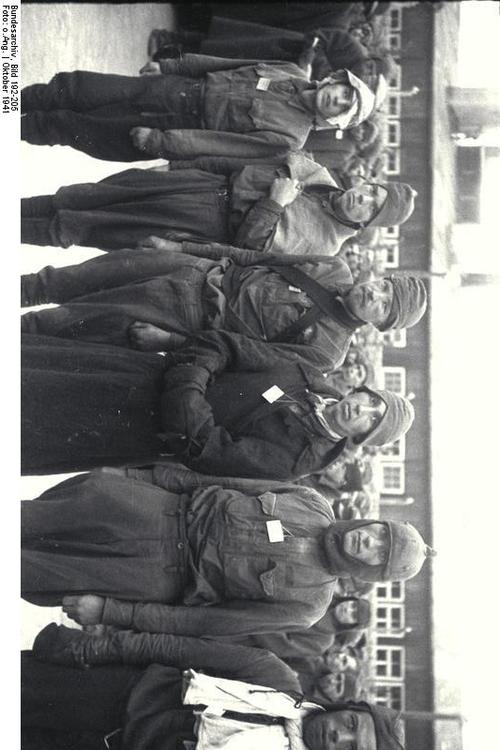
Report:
266,520,285,543
262,385,285,403
256,77,271,91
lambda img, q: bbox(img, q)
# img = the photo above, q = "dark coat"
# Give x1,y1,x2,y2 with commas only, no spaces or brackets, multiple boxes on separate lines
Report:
21,332,348,479
34,152,356,255
22,636,301,750
21,334,167,475
161,330,349,479
23,467,338,636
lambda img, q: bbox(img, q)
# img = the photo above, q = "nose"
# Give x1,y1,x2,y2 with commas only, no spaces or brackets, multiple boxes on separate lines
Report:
355,403,377,416
330,727,351,743
368,285,384,301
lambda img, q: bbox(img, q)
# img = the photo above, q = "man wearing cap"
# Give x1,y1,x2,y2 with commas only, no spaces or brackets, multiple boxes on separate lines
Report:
147,328,416,480
20,239,427,376
21,53,375,163
23,626,406,750
22,459,431,638
21,150,416,257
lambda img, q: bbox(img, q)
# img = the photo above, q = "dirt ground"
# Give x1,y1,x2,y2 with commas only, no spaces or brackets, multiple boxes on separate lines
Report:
21,2,176,647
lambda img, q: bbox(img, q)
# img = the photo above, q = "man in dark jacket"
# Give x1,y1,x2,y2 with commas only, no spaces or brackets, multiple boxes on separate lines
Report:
21,238,427,372
152,328,416,479
23,626,405,750
21,54,375,162
21,330,414,477
21,151,417,254
22,464,431,636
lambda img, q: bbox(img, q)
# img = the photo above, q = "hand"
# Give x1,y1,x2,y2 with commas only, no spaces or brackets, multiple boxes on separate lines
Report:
128,321,174,351
137,235,182,252
162,383,214,445
130,126,153,151
62,595,105,625
139,60,161,76
269,177,302,207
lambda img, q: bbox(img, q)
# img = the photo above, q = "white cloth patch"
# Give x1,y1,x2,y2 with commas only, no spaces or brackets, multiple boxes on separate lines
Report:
266,520,284,543
288,285,302,293
262,385,285,403
256,77,271,91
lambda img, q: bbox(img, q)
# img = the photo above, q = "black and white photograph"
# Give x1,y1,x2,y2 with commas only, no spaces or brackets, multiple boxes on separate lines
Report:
7,1,500,748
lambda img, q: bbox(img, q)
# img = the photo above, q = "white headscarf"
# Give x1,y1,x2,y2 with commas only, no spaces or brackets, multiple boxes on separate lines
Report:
316,69,376,130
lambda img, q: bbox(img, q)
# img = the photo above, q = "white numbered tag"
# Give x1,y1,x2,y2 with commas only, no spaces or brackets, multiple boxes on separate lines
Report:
256,77,271,91
288,285,302,293
262,385,284,403
266,520,284,543
335,130,344,140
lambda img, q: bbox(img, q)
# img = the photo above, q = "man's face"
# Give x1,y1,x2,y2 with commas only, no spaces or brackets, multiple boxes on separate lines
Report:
315,672,346,702
344,279,394,326
334,600,359,625
315,82,354,120
325,391,387,440
324,651,357,673
303,709,376,750
335,184,387,224
341,363,368,388
343,523,389,566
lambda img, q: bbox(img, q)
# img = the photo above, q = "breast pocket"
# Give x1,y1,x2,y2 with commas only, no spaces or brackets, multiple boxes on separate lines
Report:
223,555,278,600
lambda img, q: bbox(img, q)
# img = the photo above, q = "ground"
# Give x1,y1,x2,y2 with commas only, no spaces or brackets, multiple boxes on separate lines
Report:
21,2,176,647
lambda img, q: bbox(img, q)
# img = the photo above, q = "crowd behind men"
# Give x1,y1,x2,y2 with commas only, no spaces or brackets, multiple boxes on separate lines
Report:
21,4,437,750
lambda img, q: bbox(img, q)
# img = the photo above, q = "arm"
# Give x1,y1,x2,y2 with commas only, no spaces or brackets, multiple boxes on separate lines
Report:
34,625,301,694
168,152,288,176
140,237,344,267
164,329,314,379
136,125,301,161
158,53,271,77
102,597,326,637
183,427,310,480
159,54,307,79
312,29,366,81
234,175,302,252
125,462,310,495
234,197,285,252
20,247,197,306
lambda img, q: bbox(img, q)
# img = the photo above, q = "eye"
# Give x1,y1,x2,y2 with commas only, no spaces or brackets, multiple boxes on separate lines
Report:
347,713,357,730
379,549,388,565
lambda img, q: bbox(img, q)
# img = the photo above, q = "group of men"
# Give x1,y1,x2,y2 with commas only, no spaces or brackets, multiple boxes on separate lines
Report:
21,14,433,750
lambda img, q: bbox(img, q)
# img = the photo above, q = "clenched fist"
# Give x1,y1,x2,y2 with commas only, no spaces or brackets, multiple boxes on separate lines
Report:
62,594,105,625
269,177,303,207
139,61,161,76
130,126,152,151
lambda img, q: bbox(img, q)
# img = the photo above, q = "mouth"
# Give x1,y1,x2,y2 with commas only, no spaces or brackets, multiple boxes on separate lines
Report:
355,531,361,554
343,401,351,421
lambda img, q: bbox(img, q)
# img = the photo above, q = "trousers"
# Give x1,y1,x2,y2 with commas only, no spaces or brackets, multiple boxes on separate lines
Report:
21,472,189,605
21,652,140,750
22,71,204,161
21,168,231,250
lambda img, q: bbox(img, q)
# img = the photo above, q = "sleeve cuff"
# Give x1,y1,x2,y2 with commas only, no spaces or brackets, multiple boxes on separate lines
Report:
102,598,134,628
259,198,286,215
